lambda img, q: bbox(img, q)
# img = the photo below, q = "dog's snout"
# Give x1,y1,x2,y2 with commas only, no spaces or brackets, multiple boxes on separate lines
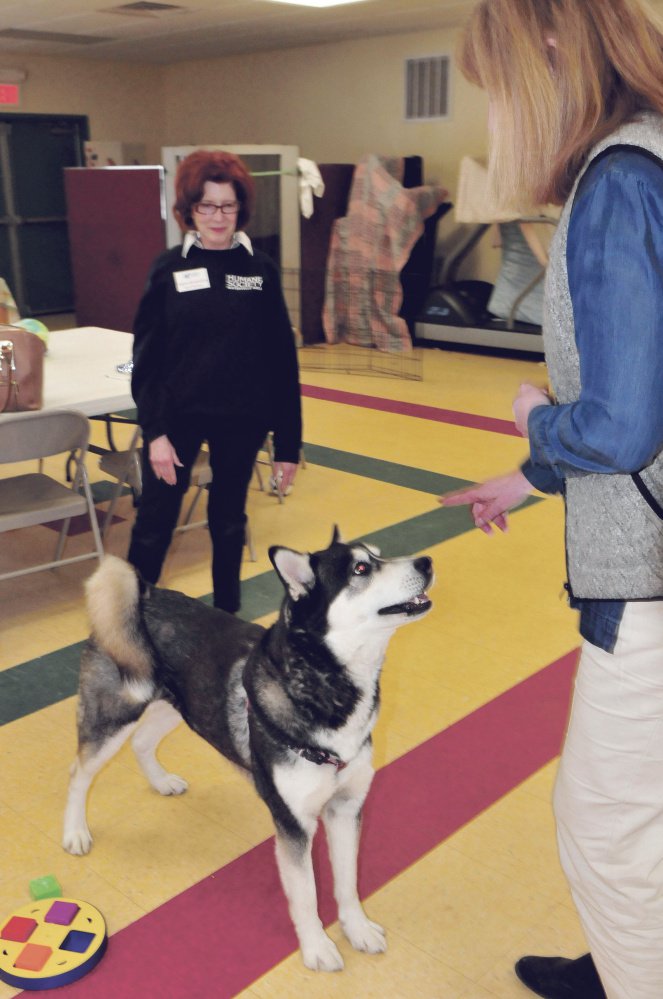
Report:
414,556,433,581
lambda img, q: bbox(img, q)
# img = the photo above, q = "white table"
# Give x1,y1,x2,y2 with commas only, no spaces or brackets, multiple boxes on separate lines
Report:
0,326,135,421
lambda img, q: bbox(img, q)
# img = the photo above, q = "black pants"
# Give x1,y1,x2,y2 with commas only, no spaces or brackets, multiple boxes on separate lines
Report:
127,415,268,613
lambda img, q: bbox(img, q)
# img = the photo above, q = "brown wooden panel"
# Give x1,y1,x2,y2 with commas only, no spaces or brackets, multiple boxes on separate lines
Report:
65,167,166,333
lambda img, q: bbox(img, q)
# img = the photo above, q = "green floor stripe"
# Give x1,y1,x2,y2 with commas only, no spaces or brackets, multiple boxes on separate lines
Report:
302,443,463,495
0,649,82,725
92,480,131,503
1,443,542,726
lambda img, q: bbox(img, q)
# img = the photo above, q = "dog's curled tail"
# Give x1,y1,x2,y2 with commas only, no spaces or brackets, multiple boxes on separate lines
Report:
85,555,153,681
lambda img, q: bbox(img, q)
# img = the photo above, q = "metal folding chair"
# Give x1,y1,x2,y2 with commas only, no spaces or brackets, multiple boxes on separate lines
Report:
253,432,305,504
0,409,104,582
98,424,143,539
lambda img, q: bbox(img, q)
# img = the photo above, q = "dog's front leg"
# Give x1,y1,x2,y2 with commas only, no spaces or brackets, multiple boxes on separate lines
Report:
323,763,386,956
274,829,344,972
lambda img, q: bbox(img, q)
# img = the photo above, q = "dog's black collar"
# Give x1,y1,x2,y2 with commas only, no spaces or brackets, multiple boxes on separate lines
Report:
293,745,348,772
247,698,347,772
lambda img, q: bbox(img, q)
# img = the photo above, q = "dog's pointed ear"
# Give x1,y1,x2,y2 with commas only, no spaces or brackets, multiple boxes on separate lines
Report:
331,525,344,545
269,546,315,601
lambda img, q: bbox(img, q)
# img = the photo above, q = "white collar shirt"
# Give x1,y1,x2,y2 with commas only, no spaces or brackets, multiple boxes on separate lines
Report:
181,230,254,258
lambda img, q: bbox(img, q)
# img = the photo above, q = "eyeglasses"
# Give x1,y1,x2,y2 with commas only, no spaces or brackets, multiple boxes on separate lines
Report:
193,201,240,216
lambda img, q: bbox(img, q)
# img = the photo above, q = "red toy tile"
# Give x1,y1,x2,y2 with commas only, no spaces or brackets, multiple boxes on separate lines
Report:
1,916,37,942
14,943,52,972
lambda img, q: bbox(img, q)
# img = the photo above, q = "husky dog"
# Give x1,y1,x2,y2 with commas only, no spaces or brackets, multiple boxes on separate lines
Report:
63,528,433,971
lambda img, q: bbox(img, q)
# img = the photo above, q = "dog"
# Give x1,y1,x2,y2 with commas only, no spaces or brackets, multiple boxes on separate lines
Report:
62,528,433,971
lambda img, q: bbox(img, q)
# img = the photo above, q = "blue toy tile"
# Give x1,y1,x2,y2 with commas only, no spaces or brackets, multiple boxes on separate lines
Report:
60,930,95,954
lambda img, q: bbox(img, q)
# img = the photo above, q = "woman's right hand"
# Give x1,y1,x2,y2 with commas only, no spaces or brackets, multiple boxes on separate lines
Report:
148,434,183,486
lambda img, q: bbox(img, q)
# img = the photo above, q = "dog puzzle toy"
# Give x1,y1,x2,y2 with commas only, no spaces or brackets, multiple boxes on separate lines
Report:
29,875,63,901
0,898,107,990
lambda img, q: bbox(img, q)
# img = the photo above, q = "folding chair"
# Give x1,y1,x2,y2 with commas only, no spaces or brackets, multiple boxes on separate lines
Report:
98,424,142,538
253,432,305,504
0,409,104,582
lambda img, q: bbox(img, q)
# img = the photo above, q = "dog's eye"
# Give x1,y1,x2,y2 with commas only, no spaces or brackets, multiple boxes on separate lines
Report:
353,561,371,576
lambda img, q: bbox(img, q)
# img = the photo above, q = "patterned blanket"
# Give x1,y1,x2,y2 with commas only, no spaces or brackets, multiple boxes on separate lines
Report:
323,154,448,352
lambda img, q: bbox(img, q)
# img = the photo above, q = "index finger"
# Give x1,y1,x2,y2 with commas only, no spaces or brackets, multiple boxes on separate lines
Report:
439,486,481,507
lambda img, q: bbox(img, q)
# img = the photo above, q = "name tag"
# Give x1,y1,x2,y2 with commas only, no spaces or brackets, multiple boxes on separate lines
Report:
173,268,211,292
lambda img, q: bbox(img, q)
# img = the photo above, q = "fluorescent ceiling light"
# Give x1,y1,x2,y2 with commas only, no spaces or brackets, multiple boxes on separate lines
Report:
265,0,369,8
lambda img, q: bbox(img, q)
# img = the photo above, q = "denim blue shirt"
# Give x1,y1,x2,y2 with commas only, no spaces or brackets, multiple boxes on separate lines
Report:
521,147,663,651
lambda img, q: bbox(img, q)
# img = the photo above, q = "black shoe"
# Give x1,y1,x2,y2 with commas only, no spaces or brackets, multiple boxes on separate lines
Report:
514,954,606,998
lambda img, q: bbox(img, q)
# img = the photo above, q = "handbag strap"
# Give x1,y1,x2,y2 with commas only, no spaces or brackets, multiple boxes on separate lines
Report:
0,339,18,413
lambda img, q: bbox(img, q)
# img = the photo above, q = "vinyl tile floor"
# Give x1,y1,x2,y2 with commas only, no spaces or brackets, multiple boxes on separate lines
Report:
0,343,588,998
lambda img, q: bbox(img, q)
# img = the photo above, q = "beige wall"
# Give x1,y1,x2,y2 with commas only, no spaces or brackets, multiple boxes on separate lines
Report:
11,6,663,281
0,53,165,163
1,27,496,279
162,29,488,190
162,27,493,278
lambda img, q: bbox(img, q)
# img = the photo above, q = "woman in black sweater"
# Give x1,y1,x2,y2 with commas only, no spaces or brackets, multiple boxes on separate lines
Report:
128,149,302,612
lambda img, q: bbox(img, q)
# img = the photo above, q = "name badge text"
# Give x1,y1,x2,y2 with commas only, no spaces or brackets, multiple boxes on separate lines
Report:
174,268,211,292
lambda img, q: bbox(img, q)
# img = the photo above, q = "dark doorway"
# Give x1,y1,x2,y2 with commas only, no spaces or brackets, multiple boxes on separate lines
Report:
0,113,88,316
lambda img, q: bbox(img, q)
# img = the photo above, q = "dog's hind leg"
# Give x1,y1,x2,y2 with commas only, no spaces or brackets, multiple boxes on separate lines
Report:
322,760,386,955
131,699,188,795
274,829,344,972
63,723,138,856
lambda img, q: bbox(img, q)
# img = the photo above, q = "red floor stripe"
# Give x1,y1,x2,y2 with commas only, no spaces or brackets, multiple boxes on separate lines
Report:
51,649,578,999
301,384,521,436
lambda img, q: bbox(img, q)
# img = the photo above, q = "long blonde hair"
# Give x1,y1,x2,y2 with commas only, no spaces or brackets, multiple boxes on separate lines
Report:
458,0,663,207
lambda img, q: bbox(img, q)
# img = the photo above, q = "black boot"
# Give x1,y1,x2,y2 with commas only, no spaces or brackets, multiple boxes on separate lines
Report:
514,954,606,998
210,519,247,614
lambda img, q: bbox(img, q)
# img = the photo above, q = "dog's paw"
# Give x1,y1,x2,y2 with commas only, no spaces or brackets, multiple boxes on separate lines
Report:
301,933,344,972
342,914,387,954
152,772,188,796
62,826,93,856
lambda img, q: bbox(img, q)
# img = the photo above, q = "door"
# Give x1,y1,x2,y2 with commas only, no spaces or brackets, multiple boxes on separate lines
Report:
0,114,88,316
65,166,167,333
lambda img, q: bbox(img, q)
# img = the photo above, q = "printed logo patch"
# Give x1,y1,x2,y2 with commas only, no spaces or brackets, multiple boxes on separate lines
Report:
226,275,263,291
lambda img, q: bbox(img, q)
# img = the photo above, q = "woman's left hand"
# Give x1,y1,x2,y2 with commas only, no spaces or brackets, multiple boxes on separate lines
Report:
272,461,298,493
441,469,534,534
513,382,551,437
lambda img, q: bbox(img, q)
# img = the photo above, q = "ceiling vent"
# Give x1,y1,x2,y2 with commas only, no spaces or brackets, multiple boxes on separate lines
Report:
106,1,185,14
405,55,450,121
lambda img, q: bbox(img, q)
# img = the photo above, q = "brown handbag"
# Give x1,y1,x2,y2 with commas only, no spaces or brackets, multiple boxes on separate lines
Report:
0,325,46,413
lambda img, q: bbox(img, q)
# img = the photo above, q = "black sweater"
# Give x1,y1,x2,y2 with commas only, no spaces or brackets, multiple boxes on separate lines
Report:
131,243,302,462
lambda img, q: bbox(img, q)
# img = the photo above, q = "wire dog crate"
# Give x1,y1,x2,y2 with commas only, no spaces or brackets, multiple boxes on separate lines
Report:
281,267,425,382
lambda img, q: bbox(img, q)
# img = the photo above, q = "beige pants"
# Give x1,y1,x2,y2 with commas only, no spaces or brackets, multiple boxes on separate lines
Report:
554,601,663,999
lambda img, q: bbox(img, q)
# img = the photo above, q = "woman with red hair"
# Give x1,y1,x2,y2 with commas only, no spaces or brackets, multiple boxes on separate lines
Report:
128,149,301,613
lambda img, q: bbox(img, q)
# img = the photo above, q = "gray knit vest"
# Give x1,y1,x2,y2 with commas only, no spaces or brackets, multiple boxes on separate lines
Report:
544,113,663,598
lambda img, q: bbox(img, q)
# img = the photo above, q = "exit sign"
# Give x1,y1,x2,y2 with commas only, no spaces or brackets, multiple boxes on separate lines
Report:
0,85,19,106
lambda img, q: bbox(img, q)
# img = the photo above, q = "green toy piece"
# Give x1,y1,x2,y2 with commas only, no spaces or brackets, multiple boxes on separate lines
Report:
29,876,62,901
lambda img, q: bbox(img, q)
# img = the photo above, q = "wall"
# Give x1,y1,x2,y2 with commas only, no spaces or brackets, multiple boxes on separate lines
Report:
0,53,165,164
11,5,663,284
0,27,496,281
161,27,496,281
162,29,486,187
